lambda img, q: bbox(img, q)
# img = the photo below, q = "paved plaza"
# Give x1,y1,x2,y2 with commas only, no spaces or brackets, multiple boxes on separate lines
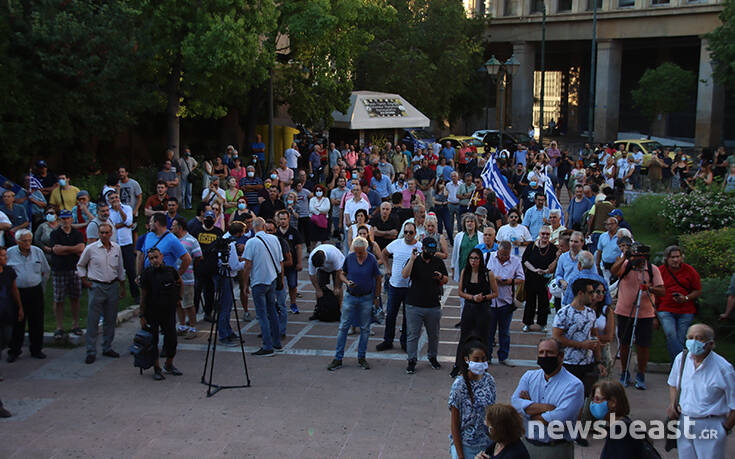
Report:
0,269,731,458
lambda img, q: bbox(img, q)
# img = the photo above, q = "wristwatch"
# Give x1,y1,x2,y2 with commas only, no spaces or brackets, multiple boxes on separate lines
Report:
685,295,689,301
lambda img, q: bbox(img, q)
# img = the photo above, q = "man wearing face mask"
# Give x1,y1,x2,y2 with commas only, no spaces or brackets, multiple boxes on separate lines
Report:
667,324,735,458
511,338,584,458
401,236,447,374
48,173,80,211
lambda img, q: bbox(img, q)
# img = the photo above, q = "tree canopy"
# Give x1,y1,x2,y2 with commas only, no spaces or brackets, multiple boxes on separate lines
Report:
631,62,696,120
706,0,735,91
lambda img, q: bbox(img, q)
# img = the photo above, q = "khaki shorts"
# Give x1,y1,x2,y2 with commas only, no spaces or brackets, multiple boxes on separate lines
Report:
181,284,195,309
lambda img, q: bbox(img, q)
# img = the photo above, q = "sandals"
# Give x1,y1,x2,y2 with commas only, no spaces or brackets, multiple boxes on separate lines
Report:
54,329,65,340
70,327,83,336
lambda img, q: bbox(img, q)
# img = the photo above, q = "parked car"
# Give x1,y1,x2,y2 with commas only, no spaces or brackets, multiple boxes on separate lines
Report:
400,128,435,152
471,129,493,141
438,136,486,156
481,130,529,152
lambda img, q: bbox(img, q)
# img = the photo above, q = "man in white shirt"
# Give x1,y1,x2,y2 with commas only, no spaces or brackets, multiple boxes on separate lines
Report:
377,222,422,352
342,179,371,228
667,324,735,458
511,338,584,458
308,243,345,305
108,192,139,303
243,218,284,356
486,241,524,365
285,143,301,172
0,209,11,247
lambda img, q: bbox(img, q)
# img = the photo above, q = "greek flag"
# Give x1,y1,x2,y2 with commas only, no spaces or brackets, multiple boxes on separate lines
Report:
481,154,518,210
544,175,564,220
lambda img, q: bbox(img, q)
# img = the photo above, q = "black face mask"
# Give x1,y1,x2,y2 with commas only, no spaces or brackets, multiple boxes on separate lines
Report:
204,218,214,227
537,356,560,375
422,251,434,260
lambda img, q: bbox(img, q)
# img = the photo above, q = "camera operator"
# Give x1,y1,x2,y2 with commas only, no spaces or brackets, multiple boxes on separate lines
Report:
656,245,701,362
214,221,247,348
139,247,182,381
611,243,664,390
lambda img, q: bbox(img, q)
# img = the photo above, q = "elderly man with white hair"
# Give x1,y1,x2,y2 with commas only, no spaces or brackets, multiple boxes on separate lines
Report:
595,216,620,284
561,251,611,308
667,324,735,458
327,236,382,371
547,209,566,244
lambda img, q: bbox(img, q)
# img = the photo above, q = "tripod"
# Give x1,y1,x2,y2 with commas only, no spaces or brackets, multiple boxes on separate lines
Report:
200,265,251,397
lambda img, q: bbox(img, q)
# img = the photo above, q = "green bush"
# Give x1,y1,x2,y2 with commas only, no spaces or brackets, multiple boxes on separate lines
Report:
621,194,677,256
661,190,735,234
680,227,735,278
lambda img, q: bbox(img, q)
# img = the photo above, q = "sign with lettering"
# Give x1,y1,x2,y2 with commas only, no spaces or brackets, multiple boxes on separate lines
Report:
362,98,407,118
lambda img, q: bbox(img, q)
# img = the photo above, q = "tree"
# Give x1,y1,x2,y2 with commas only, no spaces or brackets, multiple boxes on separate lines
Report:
354,0,487,123
132,0,278,157
0,0,151,170
706,0,735,91
631,62,696,133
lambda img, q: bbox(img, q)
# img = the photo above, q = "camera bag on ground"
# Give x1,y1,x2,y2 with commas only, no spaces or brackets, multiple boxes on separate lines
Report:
311,287,341,322
129,327,156,374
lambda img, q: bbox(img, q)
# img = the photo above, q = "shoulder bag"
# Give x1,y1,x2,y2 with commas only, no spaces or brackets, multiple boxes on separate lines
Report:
256,235,283,290
663,265,699,314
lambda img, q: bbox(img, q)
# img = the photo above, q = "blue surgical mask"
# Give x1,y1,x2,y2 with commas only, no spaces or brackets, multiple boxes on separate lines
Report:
59,179,67,187
530,181,537,187
686,339,709,356
46,213,56,222
237,203,246,211
467,360,488,376
589,401,608,420
287,200,294,205
270,174,277,180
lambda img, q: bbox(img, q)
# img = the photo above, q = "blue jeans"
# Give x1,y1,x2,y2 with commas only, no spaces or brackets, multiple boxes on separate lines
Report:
335,292,373,360
276,285,288,336
215,276,235,342
252,280,281,350
450,443,484,459
182,177,193,209
447,203,460,240
488,304,514,362
383,285,408,347
657,311,694,361
434,205,450,237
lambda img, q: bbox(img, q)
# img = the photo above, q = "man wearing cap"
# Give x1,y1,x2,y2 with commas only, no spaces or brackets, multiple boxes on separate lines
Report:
50,209,85,339
77,222,125,364
401,236,447,374
71,190,97,240
48,173,79,211
608,208,631,232
33,160,58,197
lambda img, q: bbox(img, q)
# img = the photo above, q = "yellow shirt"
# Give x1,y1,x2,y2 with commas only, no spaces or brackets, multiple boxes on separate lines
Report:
49,186,81,210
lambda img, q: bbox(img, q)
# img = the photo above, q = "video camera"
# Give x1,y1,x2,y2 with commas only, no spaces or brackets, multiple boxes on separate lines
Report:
626,242,650,270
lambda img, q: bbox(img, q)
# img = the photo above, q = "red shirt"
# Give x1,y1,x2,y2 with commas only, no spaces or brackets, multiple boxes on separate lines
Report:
657,263,701,315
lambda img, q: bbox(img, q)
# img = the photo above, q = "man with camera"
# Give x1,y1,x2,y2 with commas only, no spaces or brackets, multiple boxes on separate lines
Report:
656,245,701,362
611,242,664,390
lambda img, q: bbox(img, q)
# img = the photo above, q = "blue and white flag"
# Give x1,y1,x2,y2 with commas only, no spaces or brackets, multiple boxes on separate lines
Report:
544,175,564,221
481,154,518,210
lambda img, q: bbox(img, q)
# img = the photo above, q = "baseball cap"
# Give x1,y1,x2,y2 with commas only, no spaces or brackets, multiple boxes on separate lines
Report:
204,210,215,218
475,207,488,216
59,209,72,219
422,236,438,253
36,160,47,168
76,190,90,199
608,209,623,218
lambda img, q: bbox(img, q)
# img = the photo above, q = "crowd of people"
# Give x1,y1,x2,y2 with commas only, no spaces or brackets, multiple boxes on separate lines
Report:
0,135,732,459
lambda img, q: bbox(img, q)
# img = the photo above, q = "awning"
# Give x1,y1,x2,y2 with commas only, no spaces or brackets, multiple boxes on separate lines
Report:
331,91,430,130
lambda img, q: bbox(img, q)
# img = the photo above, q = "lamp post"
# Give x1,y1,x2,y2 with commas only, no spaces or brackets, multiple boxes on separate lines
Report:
539,0,547,148
588,0,598,143
485,55,520,153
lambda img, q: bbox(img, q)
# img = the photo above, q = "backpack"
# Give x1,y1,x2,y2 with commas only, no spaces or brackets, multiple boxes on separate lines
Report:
196,237,231,277
312,287,341,322
129,327,156,374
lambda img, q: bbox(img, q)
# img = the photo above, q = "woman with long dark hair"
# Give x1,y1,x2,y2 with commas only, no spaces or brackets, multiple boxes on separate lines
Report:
449,339,496,459
451,248,498,377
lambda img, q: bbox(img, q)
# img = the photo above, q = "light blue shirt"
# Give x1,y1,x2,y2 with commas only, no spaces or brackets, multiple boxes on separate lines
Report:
596,231,620,264
562,268,611,306
475,242,498,255
554,251,579,283
370,175,392,198
522,206,550,239
515,149,528,167
242,231,283,286
511,367,585,443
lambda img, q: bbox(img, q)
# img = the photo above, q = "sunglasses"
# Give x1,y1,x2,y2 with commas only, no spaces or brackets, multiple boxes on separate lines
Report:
404,230,415,235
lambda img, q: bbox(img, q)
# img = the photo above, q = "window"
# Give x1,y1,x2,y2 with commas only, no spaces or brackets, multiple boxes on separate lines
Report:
587,0,603,9
530,0,546,13
618,0,635,7
651,0,669,4
558,0,573,11
504,0,519,15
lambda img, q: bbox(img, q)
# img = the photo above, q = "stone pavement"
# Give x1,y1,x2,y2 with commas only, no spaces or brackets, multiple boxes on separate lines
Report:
1,267,732,458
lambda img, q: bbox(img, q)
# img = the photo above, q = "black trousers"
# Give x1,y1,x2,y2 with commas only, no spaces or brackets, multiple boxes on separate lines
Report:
121,244,140,301
195,272,215,316
455,301,491,369
564,363,598,397
523,276,550,327
147,309,177,360
9,285,44,356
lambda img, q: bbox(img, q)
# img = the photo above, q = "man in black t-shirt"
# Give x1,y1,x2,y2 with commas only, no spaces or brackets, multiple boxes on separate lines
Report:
369,202,400,250
400,237,448,374
276,209,303,314
194,210,223,321
49,210,85,340
186,202,209,238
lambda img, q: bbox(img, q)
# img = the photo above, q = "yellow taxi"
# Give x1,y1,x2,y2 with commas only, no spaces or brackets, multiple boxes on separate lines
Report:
438,136,487,156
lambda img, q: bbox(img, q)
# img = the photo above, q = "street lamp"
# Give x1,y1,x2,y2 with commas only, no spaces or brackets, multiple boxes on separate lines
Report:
538,0,547,147
485,55,520,153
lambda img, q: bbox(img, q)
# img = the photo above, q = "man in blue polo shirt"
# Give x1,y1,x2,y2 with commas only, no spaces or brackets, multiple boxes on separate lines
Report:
440,141,456,167
141,214,191,274
370,168,392,201
522,192,550,239
595,217,620,283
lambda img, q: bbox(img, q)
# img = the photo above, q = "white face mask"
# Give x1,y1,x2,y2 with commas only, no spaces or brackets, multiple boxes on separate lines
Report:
315,191,323,197
247,171,255,178
467,360,488,376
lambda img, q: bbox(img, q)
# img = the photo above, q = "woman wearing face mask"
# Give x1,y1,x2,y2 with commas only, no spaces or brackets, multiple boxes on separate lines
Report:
268,169,281,192
477,404,529,459
223,177,243,224
285,191,299,230
33,205,60,263
231,197,255,223
590,380,644,458
449,340,496,459
308,184,331,249
452,249,498,378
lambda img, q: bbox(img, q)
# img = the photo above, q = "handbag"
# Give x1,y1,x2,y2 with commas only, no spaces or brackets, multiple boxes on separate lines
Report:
256,235,284,291
665,349,688,452
310,213,328,229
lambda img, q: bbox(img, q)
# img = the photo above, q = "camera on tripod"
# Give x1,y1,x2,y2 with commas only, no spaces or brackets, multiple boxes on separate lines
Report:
626,242,651,270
